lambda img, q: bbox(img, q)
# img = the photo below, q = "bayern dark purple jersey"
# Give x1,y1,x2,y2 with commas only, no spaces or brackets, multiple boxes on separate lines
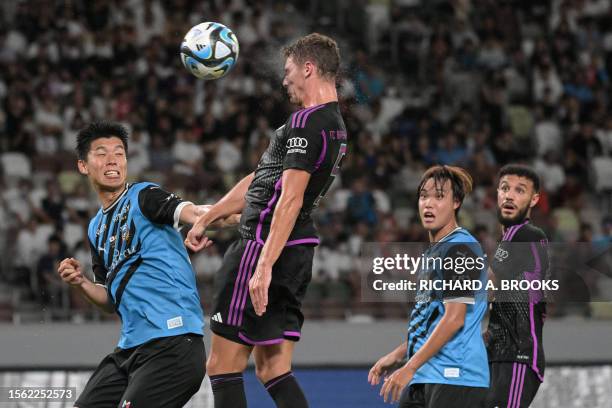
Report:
487,220,549,381
239,102,347,245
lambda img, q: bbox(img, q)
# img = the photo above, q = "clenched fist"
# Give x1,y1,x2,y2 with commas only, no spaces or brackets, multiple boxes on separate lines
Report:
57,258,86,286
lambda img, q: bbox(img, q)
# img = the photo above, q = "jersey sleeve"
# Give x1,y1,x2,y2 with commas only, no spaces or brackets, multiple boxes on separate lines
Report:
89,240,108,287
441,243,482,304
283,122,325,174
138,185,192,227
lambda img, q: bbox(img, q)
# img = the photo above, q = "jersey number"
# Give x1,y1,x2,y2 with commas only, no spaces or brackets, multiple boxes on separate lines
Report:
313,143,347,207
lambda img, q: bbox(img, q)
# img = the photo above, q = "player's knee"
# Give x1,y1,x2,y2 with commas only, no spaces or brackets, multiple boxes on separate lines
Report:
206,350,247,375
255,361,290,384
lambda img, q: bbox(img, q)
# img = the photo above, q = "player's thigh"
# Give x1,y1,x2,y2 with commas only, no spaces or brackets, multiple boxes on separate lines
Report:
427,383,486,408
207,332,253,375
398,384,426,408
74,354,127,408
253,340,295,382
119,334,206,408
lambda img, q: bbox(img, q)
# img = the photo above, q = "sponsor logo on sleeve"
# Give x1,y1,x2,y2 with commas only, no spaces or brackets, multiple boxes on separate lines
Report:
286,137,308,154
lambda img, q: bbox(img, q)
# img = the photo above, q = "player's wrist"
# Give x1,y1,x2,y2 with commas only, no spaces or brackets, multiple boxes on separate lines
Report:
404,361,418,374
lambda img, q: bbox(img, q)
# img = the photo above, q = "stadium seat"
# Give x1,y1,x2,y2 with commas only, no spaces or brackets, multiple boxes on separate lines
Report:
592,157,612,192
1,152,31,182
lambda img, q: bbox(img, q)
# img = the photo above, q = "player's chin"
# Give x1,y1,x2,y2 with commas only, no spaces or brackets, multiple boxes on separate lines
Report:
99,178,125,190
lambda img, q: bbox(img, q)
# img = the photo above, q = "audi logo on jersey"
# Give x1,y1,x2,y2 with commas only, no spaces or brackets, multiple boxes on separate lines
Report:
286,137,308,149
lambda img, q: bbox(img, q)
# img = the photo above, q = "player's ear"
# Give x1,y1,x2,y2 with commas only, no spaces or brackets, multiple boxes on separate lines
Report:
303,61,314,78
529,192,540,208
77,159,89,176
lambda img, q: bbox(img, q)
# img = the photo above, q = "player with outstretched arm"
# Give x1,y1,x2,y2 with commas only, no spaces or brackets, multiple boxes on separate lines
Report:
57,121,237,408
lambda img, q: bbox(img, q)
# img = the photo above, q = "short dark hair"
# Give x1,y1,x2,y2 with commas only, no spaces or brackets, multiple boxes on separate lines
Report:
497,164,540,192
417,165,474,216
76,121,129,161
282,33,340,79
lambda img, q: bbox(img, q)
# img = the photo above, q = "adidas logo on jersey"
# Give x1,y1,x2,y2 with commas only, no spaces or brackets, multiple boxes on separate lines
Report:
211,313,223,323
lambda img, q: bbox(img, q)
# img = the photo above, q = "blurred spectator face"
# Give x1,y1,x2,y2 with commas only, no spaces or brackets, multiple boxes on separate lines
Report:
77,137,127,192
496,175,539,227
282,56,306,106
418,178,459,234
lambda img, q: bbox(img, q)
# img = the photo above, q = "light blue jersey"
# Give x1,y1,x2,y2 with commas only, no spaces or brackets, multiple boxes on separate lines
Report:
88,182,204,349
407,228,489,387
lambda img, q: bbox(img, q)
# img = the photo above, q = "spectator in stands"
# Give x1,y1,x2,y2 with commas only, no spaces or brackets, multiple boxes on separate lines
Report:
37,234,67,307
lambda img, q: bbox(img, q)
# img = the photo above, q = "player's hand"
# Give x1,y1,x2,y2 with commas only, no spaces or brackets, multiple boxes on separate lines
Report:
249,262,272,316
57,258,85,286
185,215,214,252
368,352,400,386
380,364,415,403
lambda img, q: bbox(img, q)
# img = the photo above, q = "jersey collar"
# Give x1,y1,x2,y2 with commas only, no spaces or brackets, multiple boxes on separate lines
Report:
102,183,130,214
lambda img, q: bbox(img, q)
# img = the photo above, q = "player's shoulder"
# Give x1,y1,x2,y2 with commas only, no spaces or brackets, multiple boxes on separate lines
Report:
447,228,478,244
288,102,339,131
446,228,482,254
131,181,158,193
512,222,548,243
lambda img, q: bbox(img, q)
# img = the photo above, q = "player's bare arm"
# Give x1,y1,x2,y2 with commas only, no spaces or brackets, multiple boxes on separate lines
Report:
380,303,467,403
368,341,407,386
57,258,114,313
186,172,254,252
179,204,241,229
249,169,310,316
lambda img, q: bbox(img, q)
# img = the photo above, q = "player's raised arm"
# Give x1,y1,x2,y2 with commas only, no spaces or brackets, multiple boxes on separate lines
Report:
180,205,241,229
186,172,254,252
57,258,114,313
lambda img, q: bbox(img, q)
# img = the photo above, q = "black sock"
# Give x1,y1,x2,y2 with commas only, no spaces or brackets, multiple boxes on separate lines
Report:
264,371,308,408
209,372,247,408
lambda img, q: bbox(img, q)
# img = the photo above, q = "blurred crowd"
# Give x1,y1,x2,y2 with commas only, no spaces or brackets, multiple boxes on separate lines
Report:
0,0,611,322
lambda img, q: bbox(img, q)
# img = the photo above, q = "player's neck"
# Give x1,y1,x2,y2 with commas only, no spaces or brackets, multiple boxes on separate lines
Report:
301,81,338,108
429,221,459,243
98,184,128,210
501,216,530,233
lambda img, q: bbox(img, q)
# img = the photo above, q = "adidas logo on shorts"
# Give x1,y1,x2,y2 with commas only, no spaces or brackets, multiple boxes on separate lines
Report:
211,313,223,323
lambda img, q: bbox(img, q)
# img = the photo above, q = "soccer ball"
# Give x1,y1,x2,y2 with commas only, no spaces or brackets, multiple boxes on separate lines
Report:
180,22,239,80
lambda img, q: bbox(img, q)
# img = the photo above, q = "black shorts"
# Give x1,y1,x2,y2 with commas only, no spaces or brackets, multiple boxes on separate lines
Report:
75,333,205,408
210,238,313,346
485,362,542,408
399,383,487,408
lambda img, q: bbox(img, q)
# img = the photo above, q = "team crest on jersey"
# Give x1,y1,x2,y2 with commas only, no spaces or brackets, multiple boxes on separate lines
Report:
121,224,130,241
494,247,509,262
121,401,131,408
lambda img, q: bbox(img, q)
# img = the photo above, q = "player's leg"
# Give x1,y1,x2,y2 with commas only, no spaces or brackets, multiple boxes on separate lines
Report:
207,333,252,408
485,362,540,408
503,363,541,408
117,333,205,408
73,352,128,408
206,238,257,407
253,340,308,408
